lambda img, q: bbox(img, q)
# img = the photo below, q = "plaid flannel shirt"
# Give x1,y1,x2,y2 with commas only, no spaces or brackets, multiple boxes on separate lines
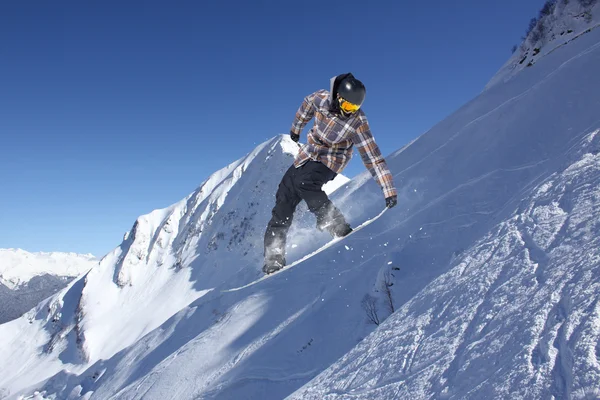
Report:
291,89,397,199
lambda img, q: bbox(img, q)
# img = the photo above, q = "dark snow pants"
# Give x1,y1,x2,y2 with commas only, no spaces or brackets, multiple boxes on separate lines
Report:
264,161,348,265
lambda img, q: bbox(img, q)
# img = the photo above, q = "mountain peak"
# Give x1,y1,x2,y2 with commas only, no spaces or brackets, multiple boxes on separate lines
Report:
486,0,599,89
0,248,96,289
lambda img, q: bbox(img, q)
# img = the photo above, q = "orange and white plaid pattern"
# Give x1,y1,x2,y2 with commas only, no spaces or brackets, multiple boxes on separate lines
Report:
291,90,397,198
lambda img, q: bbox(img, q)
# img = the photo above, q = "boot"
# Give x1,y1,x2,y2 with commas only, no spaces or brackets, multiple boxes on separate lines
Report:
263,253,286,274
317,219,353,238
330,222,353,238
315,204,353,238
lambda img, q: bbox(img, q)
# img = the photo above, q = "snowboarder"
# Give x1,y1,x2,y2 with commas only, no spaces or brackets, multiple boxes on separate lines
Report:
263,73,398,274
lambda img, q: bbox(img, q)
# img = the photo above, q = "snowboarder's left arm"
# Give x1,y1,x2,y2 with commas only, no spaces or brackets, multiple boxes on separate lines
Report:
352,115,397,200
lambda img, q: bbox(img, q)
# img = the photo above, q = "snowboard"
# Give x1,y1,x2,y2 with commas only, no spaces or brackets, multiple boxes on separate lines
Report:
222,207,388,293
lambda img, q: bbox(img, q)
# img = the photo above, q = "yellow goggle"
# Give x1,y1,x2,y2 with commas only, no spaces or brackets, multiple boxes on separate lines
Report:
338,97,360,113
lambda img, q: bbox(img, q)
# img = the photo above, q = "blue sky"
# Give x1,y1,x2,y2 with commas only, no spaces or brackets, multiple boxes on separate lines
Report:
0,0,547,257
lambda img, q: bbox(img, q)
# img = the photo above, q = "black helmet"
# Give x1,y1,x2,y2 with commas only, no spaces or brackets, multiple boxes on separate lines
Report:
337,74,366,107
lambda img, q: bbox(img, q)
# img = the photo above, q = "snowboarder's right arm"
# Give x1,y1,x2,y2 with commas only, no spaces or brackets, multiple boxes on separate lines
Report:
290,91,322,140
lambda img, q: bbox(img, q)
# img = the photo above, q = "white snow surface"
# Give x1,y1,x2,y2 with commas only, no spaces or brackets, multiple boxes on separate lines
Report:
2,16,600,400
0,249,96,290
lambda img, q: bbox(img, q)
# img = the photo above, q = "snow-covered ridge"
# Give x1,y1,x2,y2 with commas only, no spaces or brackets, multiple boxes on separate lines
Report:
486,0,600,89
0,249,96,290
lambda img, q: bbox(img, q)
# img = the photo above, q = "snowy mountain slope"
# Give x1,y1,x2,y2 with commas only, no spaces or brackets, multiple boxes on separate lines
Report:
5,15,600,400
487,0,599,89
291,130,600,399
0,135,349,398
0,249,96,324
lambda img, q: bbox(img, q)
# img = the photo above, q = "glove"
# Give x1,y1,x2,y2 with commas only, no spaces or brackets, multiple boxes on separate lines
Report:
385,195,397,209
290,132,300,142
